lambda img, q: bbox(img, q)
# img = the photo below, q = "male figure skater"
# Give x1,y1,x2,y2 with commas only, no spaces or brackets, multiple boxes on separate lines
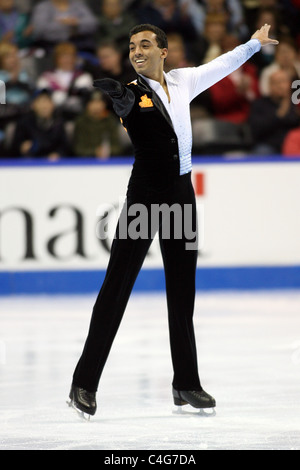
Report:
69,23,278,417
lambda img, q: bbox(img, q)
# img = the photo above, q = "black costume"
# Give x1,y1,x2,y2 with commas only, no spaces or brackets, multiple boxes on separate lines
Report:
72,76,201,393
71,38,262,411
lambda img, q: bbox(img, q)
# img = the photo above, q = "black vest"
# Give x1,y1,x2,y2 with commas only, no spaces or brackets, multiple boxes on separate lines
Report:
120,76,181,190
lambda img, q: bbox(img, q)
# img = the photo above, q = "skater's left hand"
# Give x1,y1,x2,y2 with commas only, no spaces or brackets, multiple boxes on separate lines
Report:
251,24,279,47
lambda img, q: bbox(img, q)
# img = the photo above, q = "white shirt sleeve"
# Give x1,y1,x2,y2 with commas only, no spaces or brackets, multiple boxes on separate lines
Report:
176,39,262,102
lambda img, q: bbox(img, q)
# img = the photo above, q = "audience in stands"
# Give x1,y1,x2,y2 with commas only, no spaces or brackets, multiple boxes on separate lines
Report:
194,12,228,64
249,6,280,73
0,0,33,49
201,0,248,40
31,0,98,52
282,126,300,157
0,41,33,126
36,41,93,120
164,32,192,72
95,0,137,58
0,0,299,158
84,40,136,85
259,37,300,96
72,90,122,158
178,0,206,36
136,0,198,43
249,69,300,155
10,88,70,158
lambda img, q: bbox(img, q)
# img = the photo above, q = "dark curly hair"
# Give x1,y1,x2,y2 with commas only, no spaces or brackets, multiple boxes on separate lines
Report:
129,24,168,50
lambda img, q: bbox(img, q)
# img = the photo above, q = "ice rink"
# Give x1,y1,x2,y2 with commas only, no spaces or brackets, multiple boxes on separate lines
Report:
0,291,299,450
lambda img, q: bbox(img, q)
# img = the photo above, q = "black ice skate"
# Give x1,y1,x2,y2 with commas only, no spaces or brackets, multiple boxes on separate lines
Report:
67,385,97,420
173,388,216,415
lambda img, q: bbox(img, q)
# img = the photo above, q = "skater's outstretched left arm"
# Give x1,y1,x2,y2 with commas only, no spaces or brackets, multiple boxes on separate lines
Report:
183,24,279,102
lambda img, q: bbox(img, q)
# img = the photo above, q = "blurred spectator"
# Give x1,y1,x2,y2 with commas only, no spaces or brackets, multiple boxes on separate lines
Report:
136,0,198,43
36,42,93,120
249,69,300,155
0,41,33,125
241,0,288,34
201,0,248,38
178,0,206,36
0,0,33,48
86,0,143,14
254,6,280,38
282,127,300,158
10,89,70,159
250,7,280,73
208,34,260,124
164,33,192,72
84,41,136,84
202,0,240,19
259,37,300,96
243,0,297,39
73,90,122,158
14,0,36,14
114,0,145,12
95,0,137,58
194,13,228,64
31,0,98,52
282,126,300,157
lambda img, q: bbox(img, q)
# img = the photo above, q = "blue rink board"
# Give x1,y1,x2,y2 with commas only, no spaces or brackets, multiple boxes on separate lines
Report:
0,266,300,295
1,155,300,167
1,156,300,294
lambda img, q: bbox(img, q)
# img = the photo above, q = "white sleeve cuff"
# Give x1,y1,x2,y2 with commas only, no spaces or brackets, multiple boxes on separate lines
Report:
247,38,262,53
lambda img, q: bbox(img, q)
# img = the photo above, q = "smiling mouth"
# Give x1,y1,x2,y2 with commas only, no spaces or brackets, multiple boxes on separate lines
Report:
135,59,146,65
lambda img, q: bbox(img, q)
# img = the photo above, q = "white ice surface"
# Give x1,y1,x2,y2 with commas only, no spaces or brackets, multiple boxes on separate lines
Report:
0,291,299,450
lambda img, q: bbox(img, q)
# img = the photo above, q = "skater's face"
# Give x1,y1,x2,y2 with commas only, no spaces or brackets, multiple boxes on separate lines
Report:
129,30,168,79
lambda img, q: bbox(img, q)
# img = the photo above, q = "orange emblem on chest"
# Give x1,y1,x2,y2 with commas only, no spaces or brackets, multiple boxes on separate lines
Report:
139,94,154,108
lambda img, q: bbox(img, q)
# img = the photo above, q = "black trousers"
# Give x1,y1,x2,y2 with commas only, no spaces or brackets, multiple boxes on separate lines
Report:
72,172,202,393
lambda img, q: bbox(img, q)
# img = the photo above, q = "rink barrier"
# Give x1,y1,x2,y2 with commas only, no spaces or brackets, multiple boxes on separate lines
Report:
0,155,299,166
1,155,300,294
0,266,300,295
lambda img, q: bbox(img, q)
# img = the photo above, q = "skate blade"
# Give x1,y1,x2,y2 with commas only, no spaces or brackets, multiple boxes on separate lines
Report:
66,400,91,421
173,405,216,417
